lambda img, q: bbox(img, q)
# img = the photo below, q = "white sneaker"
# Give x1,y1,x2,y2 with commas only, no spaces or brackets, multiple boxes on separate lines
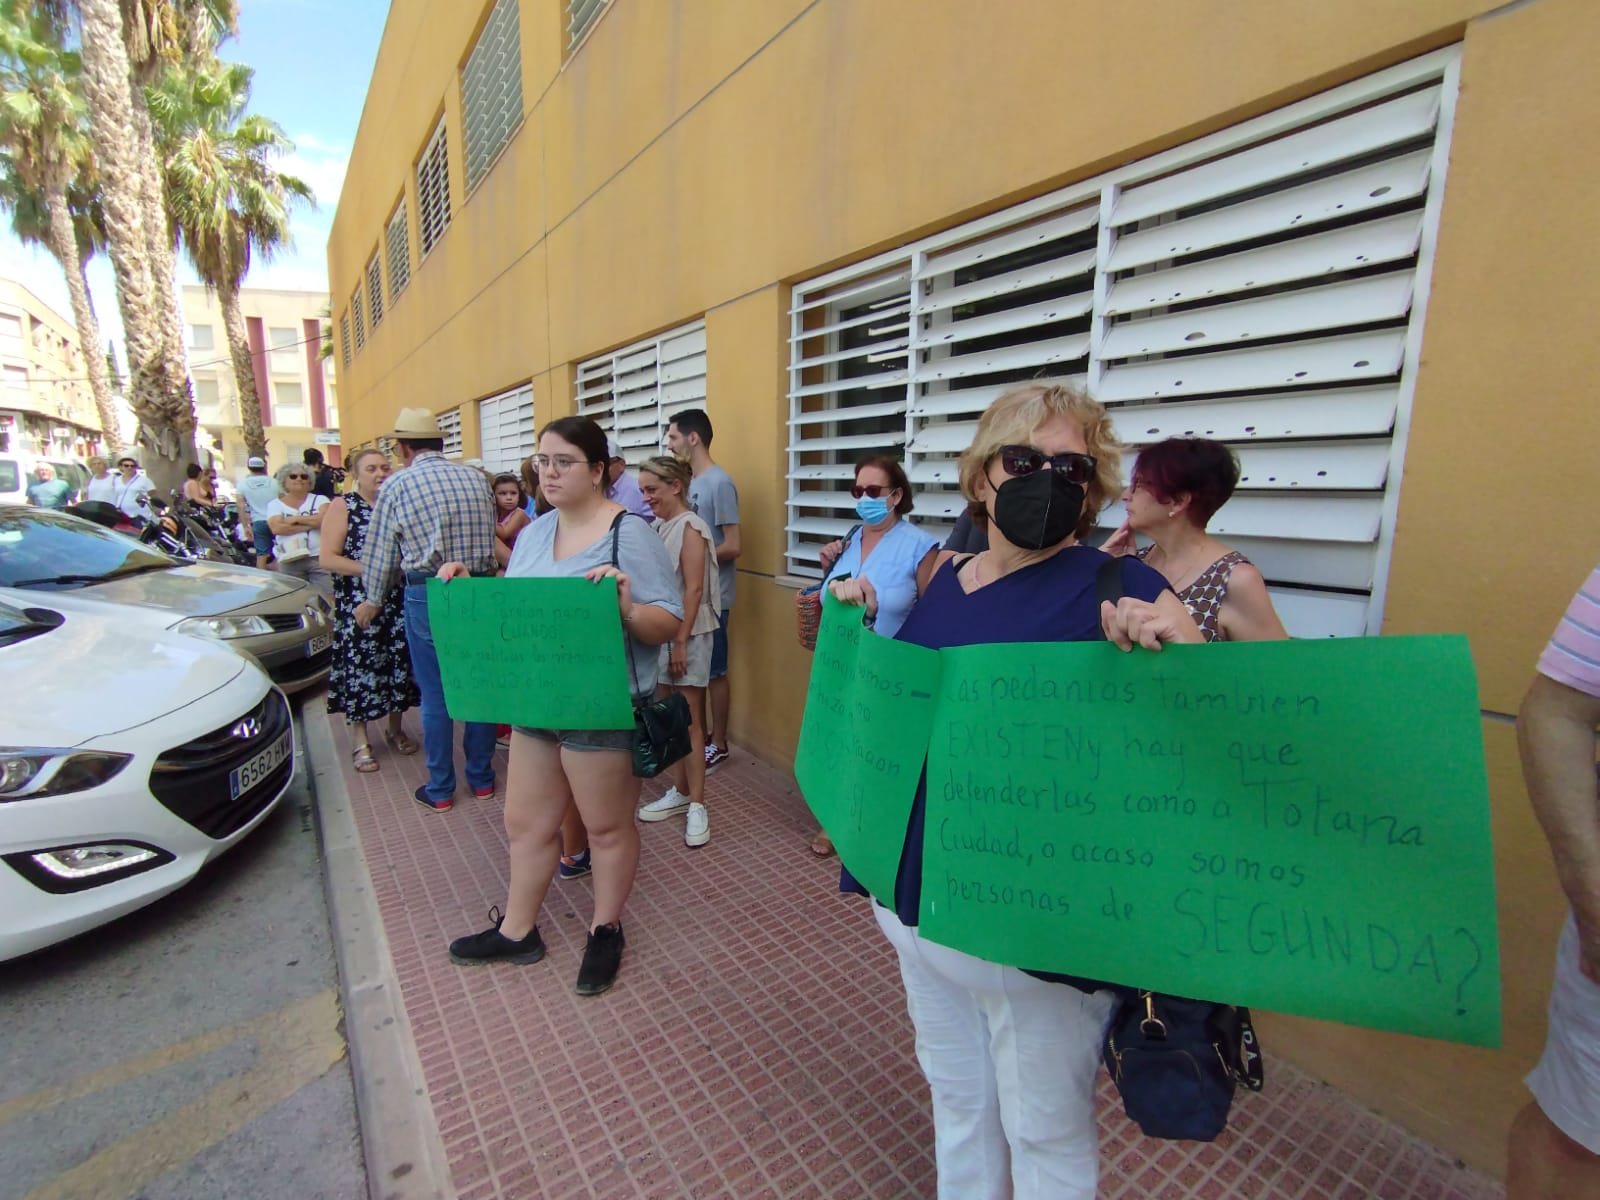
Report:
638,787,690,822
684,803,710,848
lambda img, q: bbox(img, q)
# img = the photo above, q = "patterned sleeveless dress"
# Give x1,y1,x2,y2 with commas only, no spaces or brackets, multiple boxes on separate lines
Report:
1138,546,1249,643
328,493,421,721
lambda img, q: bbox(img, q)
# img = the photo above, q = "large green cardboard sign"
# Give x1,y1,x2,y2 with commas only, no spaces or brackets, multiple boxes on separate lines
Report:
793,602,940,903
796,606,1500,1047
427,577,635,730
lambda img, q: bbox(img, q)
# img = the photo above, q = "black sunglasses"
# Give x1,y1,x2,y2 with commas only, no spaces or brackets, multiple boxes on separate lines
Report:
996,444,1097,485
849,484,897,499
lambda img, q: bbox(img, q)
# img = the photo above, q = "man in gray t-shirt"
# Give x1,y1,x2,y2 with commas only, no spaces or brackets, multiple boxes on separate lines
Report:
666,408,740,771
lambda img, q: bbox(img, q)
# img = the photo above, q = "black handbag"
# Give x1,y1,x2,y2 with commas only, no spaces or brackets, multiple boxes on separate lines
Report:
610,513,694,778
1101,990,1263,1141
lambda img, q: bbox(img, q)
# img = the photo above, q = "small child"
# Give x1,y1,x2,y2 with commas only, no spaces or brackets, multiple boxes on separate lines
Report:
492,473,531,570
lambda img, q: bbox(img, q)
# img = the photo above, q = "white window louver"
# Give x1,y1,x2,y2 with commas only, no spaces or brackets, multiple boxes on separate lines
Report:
437,406,462,458
462,0,523,191
386,202,410,302
568,0,609,49
478,384,536,475
352,286,365,353
416,118,452,259
786,48,1460,639
367,254,383,331
339,313,351,369
576,320,707,468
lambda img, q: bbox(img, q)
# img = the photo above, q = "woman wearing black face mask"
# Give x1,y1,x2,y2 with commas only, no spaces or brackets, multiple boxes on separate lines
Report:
828,383,1200,1200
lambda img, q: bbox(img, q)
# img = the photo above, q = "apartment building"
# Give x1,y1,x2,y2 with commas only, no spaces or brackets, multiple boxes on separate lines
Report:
0,277,104,459
327,0,1600,1171
183,285,340,479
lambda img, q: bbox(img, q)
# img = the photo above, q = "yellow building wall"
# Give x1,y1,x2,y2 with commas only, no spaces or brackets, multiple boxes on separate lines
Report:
329,0,1600,1175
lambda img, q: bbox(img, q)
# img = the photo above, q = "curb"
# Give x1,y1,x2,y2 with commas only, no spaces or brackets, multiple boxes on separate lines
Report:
301,695,456,1200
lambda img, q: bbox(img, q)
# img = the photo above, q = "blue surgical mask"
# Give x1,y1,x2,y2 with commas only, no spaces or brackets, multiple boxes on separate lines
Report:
855,496,891,524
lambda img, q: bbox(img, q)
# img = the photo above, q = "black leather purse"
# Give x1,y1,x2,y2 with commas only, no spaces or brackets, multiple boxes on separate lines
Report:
610,513,693,778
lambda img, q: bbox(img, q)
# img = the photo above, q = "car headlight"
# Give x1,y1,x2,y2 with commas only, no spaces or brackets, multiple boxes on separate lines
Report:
0,748,133,801
175,614,274,639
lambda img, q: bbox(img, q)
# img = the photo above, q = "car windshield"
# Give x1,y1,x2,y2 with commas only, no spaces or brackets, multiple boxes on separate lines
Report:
0,599,62,647
0,506,176,589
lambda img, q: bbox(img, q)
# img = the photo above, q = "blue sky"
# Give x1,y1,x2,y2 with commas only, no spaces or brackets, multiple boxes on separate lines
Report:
0,0,391,359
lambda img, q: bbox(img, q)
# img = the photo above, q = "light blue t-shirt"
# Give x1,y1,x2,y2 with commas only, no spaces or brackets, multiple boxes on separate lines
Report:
237,473,281,520
688,464,739,612
823,519,940,639
505,511,684,697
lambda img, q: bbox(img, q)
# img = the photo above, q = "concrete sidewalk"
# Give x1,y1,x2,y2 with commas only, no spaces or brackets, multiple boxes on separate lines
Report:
304,696,1503,1200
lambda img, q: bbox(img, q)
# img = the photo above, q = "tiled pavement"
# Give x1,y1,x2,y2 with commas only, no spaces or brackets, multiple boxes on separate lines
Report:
324,715,1503,1200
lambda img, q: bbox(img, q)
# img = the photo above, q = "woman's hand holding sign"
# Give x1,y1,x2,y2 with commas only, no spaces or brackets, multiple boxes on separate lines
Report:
1101,592,1204,651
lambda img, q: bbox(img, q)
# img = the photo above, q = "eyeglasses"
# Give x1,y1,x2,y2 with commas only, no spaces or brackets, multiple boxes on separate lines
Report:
286,473,311,480
996,444,1097,485
117,461,136,469
849,484,896,499
531,454,588,473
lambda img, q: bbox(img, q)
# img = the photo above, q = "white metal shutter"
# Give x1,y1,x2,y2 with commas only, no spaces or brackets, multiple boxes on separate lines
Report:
568,0,609,48
366,254,383,330
786,48,1459,638
462,0,523,191
478,384,536,475
352,286,365,353
416,118,451,259
437,407,462,458
339,314,351,368
576,320,707,468
386,202,410,302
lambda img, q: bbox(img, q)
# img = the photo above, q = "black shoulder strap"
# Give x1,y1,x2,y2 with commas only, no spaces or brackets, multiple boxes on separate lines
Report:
1095,554,1124,642
955,553,978,577
608,510,628,569
1095,553,1124,607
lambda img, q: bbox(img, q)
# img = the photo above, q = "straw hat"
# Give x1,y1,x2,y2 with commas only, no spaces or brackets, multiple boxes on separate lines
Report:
383,407,445,440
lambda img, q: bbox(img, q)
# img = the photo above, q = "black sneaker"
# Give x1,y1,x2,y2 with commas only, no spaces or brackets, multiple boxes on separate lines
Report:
575,923,625,995
413,784,453,813
557,848,592,880
449,907,545,966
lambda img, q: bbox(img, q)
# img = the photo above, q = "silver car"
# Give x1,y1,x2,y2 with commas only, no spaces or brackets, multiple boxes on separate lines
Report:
0,505,332,693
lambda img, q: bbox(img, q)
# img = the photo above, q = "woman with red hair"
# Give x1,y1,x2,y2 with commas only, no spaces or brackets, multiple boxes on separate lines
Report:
1103,437,1287,642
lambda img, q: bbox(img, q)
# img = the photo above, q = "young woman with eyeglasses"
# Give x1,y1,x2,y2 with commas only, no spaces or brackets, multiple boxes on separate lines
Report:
825,384,1201,1200
436,416,683,996
807,455,940,857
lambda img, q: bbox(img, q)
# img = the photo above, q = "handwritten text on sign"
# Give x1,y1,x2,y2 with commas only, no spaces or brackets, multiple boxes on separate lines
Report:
426,577,635,730
794,602,938,903
797,617,1500,1047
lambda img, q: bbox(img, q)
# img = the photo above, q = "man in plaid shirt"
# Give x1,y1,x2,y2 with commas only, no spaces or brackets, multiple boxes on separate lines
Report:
357,408,499,812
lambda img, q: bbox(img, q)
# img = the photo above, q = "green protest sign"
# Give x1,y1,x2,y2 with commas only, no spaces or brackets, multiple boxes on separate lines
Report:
917,636,1499,1047
426,577,635,730
794,600,941,903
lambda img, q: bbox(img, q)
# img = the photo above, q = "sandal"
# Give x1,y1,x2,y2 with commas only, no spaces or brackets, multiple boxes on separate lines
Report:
384,728,419,756
810,832,835,858
352,743,380,773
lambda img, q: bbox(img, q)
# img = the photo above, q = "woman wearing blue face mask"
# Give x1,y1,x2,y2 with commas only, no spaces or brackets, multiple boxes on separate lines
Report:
809,455,940,856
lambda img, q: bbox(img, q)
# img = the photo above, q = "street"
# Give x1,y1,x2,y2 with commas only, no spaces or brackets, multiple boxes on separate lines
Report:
0,707,365,1200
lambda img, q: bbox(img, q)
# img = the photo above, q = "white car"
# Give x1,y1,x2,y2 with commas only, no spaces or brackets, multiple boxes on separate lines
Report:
0,594,294,961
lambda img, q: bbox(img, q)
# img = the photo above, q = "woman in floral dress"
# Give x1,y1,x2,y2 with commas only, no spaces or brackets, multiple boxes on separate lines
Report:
319,448,421,771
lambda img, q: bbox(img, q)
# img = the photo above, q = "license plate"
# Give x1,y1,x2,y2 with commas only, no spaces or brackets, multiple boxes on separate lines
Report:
229,732,291,800
306,632,331,657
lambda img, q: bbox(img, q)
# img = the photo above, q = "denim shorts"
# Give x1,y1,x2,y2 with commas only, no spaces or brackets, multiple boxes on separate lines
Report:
709,608,731,679
512,725,634,753
251,519,273,556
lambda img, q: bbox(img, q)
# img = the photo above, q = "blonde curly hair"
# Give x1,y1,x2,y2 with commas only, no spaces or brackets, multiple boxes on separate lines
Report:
957,382,1122,540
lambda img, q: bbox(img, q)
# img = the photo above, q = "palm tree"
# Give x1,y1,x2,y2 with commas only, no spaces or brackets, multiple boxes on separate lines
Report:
73,0,195,489
0,2,120,452
119,0,236,409
150,58,311,459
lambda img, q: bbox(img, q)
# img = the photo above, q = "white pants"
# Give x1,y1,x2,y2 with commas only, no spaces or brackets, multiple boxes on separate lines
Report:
1527,912,1600,1153
875,904,1116,1200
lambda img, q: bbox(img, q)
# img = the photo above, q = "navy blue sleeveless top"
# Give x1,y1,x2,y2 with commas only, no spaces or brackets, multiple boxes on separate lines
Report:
841,545,1171,936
